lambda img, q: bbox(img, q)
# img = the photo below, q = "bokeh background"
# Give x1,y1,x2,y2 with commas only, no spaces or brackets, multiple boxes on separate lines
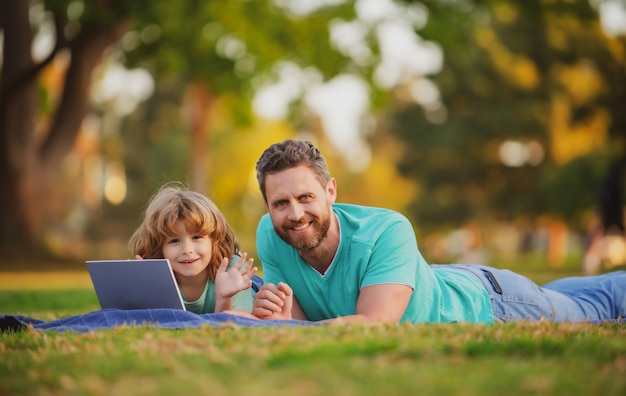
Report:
1,0,625,275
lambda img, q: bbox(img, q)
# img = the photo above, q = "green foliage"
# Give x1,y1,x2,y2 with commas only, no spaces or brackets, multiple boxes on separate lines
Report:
120,0,354,94
13,0,625,262
391,0,626,230
537,152,609,222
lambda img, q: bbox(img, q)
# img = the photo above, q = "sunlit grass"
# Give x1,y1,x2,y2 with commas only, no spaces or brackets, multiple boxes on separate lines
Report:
0,271,92,290
2,259,625,395
1,321,625,395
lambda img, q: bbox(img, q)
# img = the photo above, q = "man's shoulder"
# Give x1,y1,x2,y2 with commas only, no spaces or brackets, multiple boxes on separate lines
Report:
258,212,272,225
257,213,276,235
333,203,412,242
333,203,409,224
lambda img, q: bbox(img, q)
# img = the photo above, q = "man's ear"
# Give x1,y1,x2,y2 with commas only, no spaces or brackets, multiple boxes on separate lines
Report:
326,178,337,203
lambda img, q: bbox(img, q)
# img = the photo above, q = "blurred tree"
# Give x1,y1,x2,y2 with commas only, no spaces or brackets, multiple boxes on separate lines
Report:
9,0,617,263
392,0,625,233
0,0,130,257
0,0,356,259
119,0,354,193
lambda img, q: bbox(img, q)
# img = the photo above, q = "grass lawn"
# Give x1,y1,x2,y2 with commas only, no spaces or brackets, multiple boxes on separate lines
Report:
1,256,625,395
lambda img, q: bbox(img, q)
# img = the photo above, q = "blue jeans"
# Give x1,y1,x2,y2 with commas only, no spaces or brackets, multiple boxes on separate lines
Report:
447,264,626,322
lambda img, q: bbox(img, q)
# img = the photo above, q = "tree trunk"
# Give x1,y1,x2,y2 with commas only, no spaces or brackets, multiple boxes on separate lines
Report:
187,84,213,194
0,0,129,259
0,0,40,255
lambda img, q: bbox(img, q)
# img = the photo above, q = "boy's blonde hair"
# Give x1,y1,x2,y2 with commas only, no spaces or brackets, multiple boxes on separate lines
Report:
129,183,239,281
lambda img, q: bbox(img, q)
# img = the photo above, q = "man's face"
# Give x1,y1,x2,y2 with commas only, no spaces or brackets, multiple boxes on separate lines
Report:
264,165,336,252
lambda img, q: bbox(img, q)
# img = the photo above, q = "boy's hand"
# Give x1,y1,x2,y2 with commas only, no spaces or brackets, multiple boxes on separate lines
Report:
215,252,258,298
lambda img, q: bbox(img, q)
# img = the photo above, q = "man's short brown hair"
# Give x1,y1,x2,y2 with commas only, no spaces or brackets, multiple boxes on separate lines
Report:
256,140,330,201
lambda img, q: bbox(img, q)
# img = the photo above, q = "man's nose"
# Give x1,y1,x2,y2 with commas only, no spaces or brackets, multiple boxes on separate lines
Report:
288,203,304,221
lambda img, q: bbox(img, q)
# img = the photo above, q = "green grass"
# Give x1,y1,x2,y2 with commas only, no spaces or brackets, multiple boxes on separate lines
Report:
2,319,625,395
1,259,625,396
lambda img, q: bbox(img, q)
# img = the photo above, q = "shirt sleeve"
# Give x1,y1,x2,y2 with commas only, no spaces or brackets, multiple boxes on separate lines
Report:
226,254,254,312
230,288,254,312
360,217,418,290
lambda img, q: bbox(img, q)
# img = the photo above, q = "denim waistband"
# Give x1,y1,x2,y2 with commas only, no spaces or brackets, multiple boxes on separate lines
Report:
432,264,498,297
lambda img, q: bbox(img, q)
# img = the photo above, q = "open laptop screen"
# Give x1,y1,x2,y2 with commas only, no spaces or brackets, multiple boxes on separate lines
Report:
86,259,186,311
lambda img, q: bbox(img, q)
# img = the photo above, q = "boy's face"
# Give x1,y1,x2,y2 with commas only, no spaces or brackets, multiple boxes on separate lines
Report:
162,221,212,280
263,165,336,252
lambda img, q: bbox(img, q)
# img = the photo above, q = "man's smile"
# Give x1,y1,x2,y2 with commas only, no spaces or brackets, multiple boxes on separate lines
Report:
290,222,311,232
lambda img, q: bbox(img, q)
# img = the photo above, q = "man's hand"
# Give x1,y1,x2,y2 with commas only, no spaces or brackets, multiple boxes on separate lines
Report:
252,282,294,320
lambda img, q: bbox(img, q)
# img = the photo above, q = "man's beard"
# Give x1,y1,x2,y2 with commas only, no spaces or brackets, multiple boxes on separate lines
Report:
275,213,331,252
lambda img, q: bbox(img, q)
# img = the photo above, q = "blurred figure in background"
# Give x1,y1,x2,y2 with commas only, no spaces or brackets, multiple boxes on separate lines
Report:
584,160,626,274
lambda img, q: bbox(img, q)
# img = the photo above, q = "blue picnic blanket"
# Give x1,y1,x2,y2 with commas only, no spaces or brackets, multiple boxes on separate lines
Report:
2,311,622,332
0,309,317,333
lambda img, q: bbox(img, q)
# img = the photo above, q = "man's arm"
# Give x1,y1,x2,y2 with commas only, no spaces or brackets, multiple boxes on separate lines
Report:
320,283,413,324
254,282,411,323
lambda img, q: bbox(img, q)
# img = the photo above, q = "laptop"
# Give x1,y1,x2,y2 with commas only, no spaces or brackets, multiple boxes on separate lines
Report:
86,259,186,311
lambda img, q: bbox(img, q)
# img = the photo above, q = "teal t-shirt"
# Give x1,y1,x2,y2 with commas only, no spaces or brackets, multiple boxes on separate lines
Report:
256,203,494,324
181,255,254,314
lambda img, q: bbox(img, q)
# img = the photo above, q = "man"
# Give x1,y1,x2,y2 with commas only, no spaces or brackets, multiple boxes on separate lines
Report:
252,139,626,324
